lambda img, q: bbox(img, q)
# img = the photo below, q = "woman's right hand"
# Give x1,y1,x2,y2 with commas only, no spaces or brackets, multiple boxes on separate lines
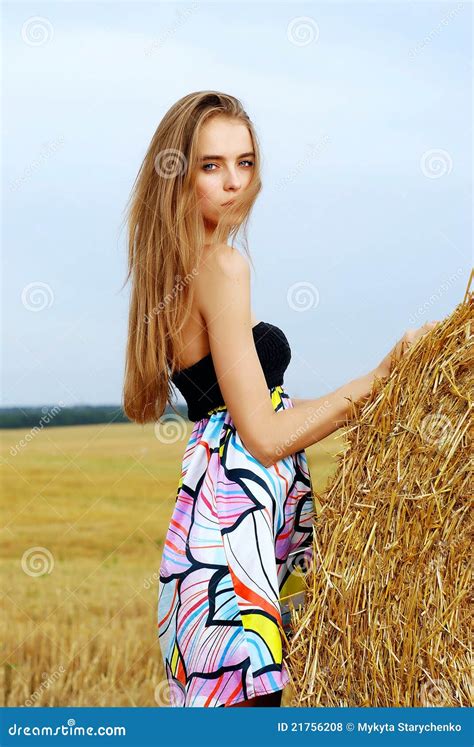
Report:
375,320,440,379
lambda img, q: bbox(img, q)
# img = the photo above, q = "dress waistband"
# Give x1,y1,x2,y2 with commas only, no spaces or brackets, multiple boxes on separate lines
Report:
203,384,285,420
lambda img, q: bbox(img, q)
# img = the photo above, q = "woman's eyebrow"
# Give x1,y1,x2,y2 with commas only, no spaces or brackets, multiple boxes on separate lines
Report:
200,151,255,161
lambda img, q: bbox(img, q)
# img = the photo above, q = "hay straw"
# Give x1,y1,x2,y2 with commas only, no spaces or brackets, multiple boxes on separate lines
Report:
284,273,473,707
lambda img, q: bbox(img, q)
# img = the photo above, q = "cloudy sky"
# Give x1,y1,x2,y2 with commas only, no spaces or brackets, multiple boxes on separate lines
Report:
3,0,472,408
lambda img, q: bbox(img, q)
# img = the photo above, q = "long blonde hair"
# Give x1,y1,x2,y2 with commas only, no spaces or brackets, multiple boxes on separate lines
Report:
121,91,263,424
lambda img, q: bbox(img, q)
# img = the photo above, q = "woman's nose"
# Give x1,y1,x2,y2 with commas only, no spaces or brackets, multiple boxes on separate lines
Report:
224,169,241,189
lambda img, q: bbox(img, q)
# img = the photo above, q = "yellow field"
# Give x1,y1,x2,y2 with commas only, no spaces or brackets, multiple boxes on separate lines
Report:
0,421,342,707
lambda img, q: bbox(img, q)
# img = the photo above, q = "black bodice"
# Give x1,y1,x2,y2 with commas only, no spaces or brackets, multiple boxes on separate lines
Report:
171,320,291,422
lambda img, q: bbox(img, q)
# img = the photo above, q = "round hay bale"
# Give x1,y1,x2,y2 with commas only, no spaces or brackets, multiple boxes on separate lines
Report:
283,279,473,707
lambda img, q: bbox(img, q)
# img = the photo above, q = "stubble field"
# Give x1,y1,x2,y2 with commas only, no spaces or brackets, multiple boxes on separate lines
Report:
1,420,342,707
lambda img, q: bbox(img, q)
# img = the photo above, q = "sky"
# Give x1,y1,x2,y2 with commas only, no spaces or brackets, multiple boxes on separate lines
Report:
2,0,472,409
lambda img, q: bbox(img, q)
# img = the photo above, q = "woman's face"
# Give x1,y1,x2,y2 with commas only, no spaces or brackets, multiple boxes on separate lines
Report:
194,116,255,231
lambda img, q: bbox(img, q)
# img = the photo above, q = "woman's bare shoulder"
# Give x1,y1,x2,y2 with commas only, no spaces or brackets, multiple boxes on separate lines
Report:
195,244,250,319
197,244,249,285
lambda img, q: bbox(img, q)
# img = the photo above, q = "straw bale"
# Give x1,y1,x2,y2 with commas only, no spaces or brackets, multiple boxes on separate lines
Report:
282,274,473,707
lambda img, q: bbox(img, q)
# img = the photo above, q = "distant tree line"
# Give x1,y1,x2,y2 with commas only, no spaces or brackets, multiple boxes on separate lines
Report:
0,403,188,429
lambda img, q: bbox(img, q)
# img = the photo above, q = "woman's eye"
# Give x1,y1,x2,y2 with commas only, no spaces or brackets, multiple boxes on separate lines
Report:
202,160,254,172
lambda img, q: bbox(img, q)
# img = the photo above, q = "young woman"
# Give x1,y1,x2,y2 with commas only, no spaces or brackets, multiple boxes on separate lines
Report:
122,91,438,708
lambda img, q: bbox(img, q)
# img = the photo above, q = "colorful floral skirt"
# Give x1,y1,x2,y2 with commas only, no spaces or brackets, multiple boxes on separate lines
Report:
157,384,317,707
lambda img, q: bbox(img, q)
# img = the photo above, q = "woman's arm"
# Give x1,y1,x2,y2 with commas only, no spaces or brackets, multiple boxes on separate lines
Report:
290,397,312,408
262,369,382,466
197,244,386,467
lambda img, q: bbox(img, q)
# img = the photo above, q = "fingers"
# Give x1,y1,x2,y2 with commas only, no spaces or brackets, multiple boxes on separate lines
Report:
422,320,439,334
401,320,439,354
